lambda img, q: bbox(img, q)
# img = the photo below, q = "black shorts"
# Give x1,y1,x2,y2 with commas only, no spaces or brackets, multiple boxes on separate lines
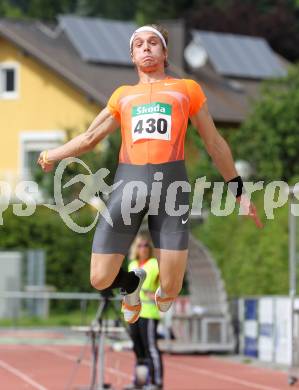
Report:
92,160,190,254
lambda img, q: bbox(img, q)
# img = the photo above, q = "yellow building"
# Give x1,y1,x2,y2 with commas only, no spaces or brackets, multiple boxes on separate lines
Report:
0,26,102,188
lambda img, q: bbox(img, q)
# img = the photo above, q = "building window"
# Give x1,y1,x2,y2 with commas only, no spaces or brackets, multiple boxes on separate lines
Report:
20,131,65,180
0,63,19,99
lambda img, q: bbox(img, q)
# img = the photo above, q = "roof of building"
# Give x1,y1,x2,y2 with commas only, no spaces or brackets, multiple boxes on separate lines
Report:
192,30,287,79
59,15,136,65
0,17,290,124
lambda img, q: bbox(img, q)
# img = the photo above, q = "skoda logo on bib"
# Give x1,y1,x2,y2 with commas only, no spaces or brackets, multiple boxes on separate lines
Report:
132,102,172,142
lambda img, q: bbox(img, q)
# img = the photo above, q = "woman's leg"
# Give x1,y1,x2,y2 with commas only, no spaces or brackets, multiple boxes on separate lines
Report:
139,317,163,387
129,322,147,363
124,323,148,388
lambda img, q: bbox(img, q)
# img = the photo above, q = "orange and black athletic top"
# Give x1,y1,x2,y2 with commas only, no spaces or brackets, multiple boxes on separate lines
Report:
107,77,207,165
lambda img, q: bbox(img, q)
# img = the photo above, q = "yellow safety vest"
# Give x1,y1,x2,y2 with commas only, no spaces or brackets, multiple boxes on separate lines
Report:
128,258,160,320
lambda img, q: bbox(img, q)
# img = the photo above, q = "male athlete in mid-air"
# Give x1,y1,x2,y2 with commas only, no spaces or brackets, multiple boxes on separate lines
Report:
38,24,262,324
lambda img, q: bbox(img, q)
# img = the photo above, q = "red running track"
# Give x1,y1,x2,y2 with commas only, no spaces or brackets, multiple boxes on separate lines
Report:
0,344,296,390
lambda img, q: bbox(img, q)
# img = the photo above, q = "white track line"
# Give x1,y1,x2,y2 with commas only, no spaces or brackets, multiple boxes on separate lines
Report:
106,349,283,390
35,346,131,380
166,360,284,390
210,356,287,376
0,359,48,390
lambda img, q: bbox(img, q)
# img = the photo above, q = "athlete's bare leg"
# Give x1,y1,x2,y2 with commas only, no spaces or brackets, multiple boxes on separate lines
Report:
90,252,147,323
155,249,188,297
90,253,124,290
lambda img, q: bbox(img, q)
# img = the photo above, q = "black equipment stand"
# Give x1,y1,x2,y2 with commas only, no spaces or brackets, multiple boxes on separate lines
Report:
65,291,124,390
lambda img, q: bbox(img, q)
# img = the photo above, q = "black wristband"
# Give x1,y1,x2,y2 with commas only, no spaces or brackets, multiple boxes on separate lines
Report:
226,176,245,198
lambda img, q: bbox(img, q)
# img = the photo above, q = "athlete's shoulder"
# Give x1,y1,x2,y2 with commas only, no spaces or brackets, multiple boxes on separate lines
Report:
161,77,185,88
182,78,207,116
110,85,132,98
163,78,203,94
182,78,203,90
107,85,133,119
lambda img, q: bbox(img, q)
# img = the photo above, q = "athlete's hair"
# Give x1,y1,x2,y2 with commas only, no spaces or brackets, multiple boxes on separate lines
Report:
147,24,169,46
129,231,154,260
131,24,169,68
147,24,169,67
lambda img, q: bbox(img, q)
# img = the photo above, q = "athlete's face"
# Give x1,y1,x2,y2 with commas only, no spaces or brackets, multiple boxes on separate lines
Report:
131,32,167,72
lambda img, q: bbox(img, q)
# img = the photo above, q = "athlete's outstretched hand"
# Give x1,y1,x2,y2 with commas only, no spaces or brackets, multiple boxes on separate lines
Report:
237,195,263,229
37,151,55,173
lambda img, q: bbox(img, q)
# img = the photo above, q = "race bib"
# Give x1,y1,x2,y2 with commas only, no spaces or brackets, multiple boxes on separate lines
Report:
132,102,172,142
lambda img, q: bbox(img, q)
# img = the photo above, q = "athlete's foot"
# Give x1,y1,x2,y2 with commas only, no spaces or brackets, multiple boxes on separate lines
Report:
155,286,175,312
121,268,146,323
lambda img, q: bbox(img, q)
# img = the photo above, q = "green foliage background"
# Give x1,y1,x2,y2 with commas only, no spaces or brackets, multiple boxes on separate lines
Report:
226,66,299,184
186,66,299,297
192,194,289,297
0,206,95,293
0,129,122,296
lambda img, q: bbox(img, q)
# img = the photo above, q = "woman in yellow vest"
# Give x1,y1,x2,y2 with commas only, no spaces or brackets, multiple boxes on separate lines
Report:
124,232,163,390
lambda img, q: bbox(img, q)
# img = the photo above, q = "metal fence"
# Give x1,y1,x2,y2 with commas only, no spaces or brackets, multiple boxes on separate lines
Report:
0,291,122,326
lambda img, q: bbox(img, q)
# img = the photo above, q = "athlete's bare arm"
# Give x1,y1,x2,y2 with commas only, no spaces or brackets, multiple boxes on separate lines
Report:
191,102,263,228
190,102,238,182
37,107,118,171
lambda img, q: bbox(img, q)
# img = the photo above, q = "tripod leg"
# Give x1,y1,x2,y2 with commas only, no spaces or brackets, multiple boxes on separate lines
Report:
90,332,99,390
64,336,90,390
98,328,105,390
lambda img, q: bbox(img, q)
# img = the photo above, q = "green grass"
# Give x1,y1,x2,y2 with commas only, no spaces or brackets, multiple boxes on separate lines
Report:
0,303,122,328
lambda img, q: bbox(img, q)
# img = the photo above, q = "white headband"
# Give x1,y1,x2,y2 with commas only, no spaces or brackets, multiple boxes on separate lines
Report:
129,26,167,51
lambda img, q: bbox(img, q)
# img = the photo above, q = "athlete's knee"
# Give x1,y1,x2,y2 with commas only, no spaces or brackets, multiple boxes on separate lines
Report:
90,268,116,290
160,278,182,298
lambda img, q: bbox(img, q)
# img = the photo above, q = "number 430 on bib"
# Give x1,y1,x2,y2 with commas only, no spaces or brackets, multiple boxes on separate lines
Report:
132,102,172,142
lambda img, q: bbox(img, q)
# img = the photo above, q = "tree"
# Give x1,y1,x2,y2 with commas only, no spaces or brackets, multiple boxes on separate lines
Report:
189,63,298,297
186,0,299,62
76,0,138,20
0,206,96,296
193,192,289,297
0,0,79,20
135,0,192,25
228,65,299,184
26,0,77,21
0,0,24,18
